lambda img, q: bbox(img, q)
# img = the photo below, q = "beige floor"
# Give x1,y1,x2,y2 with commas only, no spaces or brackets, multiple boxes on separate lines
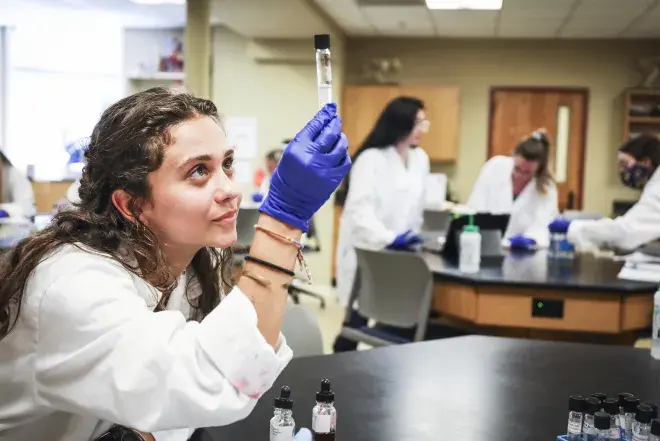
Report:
291,284,345,354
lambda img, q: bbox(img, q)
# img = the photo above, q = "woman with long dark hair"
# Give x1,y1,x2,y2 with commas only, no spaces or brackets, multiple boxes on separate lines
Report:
333,96,430,352
0,88,349,440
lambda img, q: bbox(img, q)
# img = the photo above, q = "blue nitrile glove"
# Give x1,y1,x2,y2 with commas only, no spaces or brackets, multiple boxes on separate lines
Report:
259,103,350,232
294,428,312,441
548,218,571,234
388,229,424,250
509,234,537,250
251,192,264,203
0,209,8,218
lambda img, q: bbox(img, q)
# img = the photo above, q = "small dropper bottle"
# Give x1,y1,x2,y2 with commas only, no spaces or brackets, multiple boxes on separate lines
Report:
567,395,586,441
594,411,611,441
270,386,295,441
633,404,654,441
312,379,336,441
603,398,621,440
584,397,602,441
642,402,659,420
620,393,635,414
624,396,642,440
649,419,660,441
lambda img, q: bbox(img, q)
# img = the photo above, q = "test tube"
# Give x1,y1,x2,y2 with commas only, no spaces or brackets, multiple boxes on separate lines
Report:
314,34,333,109
567,395,586,441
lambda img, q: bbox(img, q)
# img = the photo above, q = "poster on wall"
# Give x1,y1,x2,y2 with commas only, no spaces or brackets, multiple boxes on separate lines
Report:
225,117,258,160
233,160,253,186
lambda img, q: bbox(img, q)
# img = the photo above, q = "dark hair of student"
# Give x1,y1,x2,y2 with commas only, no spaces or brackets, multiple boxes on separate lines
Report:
619,133,660,170
265,148,283,163
514,129,554,194
0,87,232,340
337,96,424,201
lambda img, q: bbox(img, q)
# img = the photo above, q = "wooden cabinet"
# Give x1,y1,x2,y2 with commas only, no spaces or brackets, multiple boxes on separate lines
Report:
623,88,660,141
341,84,460,162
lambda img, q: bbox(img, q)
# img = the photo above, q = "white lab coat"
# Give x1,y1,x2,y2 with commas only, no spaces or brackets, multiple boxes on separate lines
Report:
335,146,429,306
1,162,35,218
466,155,558,247
0,244,292,441
567,167,660,252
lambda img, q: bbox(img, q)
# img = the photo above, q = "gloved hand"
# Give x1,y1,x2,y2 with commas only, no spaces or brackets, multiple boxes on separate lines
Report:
548,218,571,234
294,428,312,441
251,192,265,203
259,103,350,232
508,234,537,250
388,229,424,250
0,209,8,218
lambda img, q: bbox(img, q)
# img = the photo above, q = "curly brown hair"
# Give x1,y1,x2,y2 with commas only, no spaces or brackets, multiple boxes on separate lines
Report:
0,87,233,339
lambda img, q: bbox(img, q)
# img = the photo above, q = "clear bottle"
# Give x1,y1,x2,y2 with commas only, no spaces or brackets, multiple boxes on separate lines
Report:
620,393,636,415
313,34,333,109
603,398,621,441
642,402,659,420
633,405,654,441
548,218,575,260
594,411,611,441
624,397,642,440
652,285,660,359
584,397,602,441
270,386,295,441
567,395,586,441
649,419,660,441
459,216,481,274
312,379,336,441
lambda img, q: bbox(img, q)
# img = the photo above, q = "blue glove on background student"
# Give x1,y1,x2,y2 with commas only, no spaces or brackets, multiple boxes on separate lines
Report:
259,103,351,232
251,192,264,203
0,209,8,218
388,229,424,250
509,234,536,250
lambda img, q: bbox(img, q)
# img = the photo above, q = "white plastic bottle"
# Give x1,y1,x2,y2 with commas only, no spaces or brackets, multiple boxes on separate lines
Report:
459,219,481,274
652,285,660,359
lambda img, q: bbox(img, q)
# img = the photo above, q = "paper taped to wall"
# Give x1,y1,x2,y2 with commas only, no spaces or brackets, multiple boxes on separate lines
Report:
225,117,258,160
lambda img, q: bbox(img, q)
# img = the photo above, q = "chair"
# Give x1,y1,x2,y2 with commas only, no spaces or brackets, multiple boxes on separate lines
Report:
339,248,435,347
281,303,324,357
422,209,451,233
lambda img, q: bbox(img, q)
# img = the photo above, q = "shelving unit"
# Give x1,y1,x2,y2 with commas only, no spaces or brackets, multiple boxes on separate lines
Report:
623,88,660,141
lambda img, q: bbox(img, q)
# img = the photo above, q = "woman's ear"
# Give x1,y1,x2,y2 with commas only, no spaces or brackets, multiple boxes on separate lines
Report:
111,189,139,223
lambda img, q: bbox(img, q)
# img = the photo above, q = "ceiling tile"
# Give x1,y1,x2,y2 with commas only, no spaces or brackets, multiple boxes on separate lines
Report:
502,0,575,12
430,10,497,37
361,5,435,34
559,0,655,38
498,18,565,37
620,1,660,36
313,0,373,29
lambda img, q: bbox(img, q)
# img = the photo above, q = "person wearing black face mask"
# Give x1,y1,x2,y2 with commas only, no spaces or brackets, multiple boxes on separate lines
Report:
566,133,660,252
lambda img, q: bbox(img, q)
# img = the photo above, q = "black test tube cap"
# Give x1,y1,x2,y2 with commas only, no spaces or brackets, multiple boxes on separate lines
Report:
642,401,659,419
569,396,586,412
651,419,660,436
619,392,635,406
603,398,619,415
591,393,608,403
624,396,641,413
274,385,294,410
585,397,602,415
314,34,330,50
637,404,654,424
316,378,335,403
594,411,611,430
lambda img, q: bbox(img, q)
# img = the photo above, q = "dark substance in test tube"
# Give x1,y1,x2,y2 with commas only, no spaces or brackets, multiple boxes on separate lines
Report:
594,411,611,430
603,398,619,415
642,402,659,419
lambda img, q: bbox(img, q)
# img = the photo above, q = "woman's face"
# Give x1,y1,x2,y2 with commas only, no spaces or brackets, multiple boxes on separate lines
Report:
511,155,539,192
402,109,429,147
139,116,241,254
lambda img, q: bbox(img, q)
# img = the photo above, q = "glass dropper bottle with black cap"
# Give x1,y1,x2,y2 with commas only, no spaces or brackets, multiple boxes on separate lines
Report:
633,404,654,441
567,396,586,441
584,397,603,441
594,411,612,441
270,386,295,441
603,398,621,441
623,396,641,440
649,419,660,441
312,379,336,441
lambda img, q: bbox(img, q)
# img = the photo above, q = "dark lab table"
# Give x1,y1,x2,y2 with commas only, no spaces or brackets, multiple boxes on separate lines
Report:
193,336,660,441
421,250,656,343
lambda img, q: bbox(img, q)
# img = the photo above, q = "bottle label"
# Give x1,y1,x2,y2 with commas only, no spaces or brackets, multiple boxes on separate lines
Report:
313,414,332,434
270,418,294,441
568,419,583,434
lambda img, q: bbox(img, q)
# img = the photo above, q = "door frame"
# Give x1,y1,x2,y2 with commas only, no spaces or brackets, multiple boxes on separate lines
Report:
487,86,590,210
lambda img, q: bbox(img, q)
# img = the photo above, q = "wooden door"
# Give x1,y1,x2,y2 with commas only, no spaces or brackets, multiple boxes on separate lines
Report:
489,88,588,211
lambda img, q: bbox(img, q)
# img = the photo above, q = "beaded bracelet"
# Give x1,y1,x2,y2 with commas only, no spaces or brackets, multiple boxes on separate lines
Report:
254,224,313,283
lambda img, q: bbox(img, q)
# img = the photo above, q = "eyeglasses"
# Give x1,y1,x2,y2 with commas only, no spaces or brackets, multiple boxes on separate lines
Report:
415,119,431,133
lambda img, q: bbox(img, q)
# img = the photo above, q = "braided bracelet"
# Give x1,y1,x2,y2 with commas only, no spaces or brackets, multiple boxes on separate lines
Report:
244,255,296,277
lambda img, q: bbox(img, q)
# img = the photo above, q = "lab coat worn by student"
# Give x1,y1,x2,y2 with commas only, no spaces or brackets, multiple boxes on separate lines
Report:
466,155,558,247
0,244,292,441
567,167,660,252
1,160,35,218
335,146,429,306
